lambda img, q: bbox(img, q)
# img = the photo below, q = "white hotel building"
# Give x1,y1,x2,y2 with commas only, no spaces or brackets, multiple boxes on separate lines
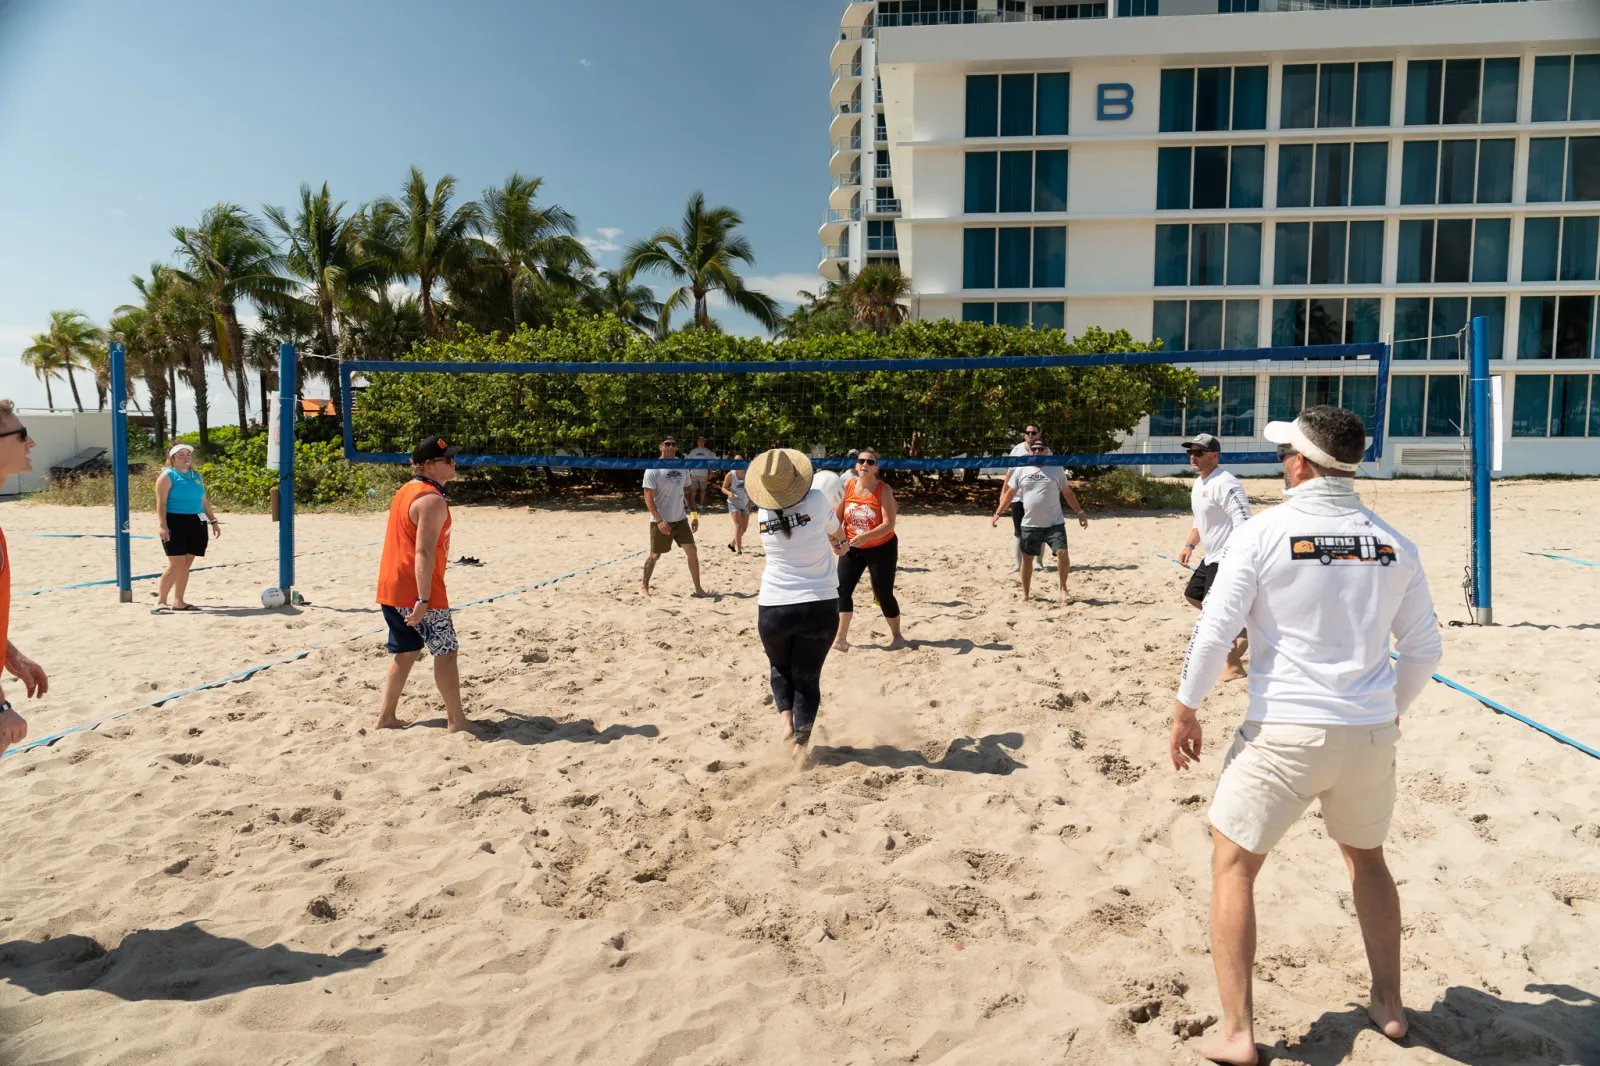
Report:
820,0,1600,475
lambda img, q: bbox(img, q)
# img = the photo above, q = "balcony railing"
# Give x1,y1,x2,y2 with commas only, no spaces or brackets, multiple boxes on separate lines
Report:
865,199,901,216
831,172,862,190
820,207,861,226
876,7,1109,25
866,236,898,253
831,135,862,154
819,243,850,261
873,126,888,144
874,163,892,180
832,62,862,82
838,24,875,41
837,100,862,115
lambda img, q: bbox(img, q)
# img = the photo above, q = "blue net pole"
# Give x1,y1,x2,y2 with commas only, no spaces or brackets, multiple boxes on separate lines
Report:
278,344,296,599
109,341,133,603
1469,315,1492,625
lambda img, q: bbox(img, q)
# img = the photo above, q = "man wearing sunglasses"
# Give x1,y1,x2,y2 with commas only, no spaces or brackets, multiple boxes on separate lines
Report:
990,439,1086,603
0,400,48,753
374,436,483,738
1178,432,1253,680
1003,423,1051,572
1168,406,1441,1064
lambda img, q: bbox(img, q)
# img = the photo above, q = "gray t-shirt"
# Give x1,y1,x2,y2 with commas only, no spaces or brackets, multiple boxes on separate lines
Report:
1007,465,1069,527
643,468,688,523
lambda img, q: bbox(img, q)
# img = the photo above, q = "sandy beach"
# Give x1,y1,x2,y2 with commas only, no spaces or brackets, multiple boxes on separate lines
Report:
1,479,1597,1066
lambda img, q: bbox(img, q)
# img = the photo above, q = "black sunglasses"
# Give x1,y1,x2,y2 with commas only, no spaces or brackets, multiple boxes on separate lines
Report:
1024,429,1039,435
0,425,26,442
1276,444,1298,461
1185,448,1209,456
857,457,877,466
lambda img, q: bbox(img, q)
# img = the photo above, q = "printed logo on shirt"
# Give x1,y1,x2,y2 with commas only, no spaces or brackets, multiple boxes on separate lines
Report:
1289,534,1396,566
760,512,812,536
655,471,685,481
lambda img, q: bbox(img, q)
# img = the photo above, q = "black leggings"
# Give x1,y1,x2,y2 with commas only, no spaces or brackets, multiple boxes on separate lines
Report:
837,536,900,618
757,598,839,742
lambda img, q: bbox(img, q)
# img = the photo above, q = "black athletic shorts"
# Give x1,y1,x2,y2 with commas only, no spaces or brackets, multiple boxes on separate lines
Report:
162,512,208,558
1184,560,1219,603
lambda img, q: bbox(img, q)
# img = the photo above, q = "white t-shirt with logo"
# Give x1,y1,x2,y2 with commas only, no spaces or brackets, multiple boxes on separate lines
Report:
1007,465,1070,527
757,488,842,606
1191,468,1252,560
642,468,688,523
687,447,715,479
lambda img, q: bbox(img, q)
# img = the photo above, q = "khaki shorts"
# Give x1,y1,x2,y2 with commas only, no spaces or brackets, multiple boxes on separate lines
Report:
1209,719,1401,855
649,517,695,554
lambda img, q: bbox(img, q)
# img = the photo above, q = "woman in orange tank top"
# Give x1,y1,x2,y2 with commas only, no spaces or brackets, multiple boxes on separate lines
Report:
833,448,906,651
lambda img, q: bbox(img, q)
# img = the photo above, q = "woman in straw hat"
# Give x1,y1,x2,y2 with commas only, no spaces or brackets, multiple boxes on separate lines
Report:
748,448,850,750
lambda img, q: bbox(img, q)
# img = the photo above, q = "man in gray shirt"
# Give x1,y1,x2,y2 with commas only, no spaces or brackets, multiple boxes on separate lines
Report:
989,440,1088,602
641,436,705,597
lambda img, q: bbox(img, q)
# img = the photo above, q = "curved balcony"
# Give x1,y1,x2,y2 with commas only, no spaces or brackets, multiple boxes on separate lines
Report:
830,62,863,105
819,243,850,263
829,173,862,210
829,134,862,174
830,107,863,142
817,206,860,240
830,24,873,68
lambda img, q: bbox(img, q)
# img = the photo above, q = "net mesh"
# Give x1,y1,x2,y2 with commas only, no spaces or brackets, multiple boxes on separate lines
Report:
340,345,1389,471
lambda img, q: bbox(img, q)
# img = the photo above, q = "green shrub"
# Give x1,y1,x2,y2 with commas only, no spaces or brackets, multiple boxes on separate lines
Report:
1075,468,1191,511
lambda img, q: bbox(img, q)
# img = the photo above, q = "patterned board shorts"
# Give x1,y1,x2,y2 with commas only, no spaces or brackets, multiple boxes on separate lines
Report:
381,605,460,657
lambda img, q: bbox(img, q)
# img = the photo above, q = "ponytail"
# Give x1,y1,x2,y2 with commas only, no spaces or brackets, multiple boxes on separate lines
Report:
771,506,794,538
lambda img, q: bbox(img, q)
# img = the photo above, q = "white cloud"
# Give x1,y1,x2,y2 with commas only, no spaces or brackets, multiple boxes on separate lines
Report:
580,227,625,254
597,227,624,242
0,324,39,347
746,272,823,307
579,58,592,69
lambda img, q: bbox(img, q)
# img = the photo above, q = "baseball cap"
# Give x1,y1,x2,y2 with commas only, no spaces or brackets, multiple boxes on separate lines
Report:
412,436,461,463
660,435,677,445
1181,433,1221,453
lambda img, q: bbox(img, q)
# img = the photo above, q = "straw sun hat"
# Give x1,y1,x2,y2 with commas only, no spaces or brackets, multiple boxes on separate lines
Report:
745,448,815,511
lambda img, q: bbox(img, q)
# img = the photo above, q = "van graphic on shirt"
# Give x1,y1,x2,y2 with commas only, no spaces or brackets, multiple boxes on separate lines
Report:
760,512,812,536
1290,534,1396,566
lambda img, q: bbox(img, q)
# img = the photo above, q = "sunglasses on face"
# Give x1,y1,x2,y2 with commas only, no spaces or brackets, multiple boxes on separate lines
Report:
0,425,27,442
857,458,877,466
1024,430,1039,436
1185,448,1208,457
1276,445,1298,461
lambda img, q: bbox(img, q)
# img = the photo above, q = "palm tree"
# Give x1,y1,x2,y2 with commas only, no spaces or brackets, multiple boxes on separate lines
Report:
253,299,317,404
780,275,852,339
125,265,217,449
842,264,911,335
111,305,171,447
22,310,104,411
264,183,382,372
587,266,661,335
366,167,484,337
342,289,426,361
621,191,781,335
20,341,68,410
478,172,593,330
172,204,292,432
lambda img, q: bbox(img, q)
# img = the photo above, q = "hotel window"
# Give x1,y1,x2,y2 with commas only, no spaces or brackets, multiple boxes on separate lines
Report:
1394,296,1506,360
1154,223,1261,286
1152,299,1260,352
879,1,980,27
1518,295,1600,359
1404,58,1520,125
1116,0,1157,15
1386,375,1463,438
866,220,898,252
1268,373,1378,435
1399,139,1515,205
1157,145,1264,210
1034,3,1106,17
1273,221,1384,285
1216,0,1258,10
1531,55,1600,123
1276,142,1388,208
965,73,1070,137
1523,216,1600,283
1512,375,1600,437
962,301,1065,329
1271,298,1381,347
963,227,1066,288
965,150,1069,212
1527,137,1600,203
1280,62,1393,130
1396,218,1510,284
1148,375,1256,438
1159,66,1268,133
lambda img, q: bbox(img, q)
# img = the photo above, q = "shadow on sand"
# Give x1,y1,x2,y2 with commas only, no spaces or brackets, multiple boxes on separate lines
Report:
810,732,1025,775
0,923,381,1001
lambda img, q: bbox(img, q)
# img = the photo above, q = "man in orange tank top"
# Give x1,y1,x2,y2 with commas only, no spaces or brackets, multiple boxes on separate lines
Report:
0,400,49,753
374,436,483,738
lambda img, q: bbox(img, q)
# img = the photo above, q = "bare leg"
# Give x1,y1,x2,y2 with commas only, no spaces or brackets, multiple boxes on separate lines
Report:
685,545,706,595
778,709,795,744
432,653,483,738
885,615,906,649
834,612,853,652
1055,548,1071,603
376,651,419,729
1222,631,1249,681
640,552,660,596
158,559,178,606
1019,553,1034,600
1340,843,1408,1041
1189,828,1267,1066
172,556,196,608
1011,537,1022,573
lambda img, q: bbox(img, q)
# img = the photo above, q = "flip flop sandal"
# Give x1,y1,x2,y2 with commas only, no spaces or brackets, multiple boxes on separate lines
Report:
150,606,172,615
171,604,202,612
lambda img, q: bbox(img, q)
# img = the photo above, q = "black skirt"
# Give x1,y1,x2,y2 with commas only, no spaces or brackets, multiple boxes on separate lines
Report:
163,512,209,558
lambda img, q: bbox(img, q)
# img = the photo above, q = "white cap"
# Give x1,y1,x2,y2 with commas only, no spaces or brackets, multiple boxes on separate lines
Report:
167,443,195,458
1263,418,1361,473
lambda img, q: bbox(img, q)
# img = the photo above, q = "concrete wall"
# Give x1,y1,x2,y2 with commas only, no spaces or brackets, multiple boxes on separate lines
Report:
1,410,114,496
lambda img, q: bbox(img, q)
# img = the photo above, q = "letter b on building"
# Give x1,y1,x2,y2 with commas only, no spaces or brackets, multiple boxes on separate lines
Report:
1097,83,1134,121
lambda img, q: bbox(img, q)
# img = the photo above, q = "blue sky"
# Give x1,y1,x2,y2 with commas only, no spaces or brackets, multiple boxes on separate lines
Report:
0,0,837,422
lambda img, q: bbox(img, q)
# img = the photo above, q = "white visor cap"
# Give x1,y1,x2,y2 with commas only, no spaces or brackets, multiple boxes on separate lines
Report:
1263,418,1362,473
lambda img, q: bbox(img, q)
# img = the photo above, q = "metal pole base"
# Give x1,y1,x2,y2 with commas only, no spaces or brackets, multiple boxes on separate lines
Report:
1474,607,1494,626
120,590,133,604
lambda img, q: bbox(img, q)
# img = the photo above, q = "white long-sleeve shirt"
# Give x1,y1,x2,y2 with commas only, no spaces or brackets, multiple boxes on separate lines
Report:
1191,468,1252,559
1177,486,1443,726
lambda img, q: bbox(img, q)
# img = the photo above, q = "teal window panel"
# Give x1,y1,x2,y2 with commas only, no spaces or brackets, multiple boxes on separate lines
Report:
1268,374,1304,422
962,302,995,324
1405,60,1442,125
1032,226,1067,287
1275,223,1309,285
1309,221,1347,285
1512,374,1550,436
1034,150,1068,212
1233,67,1268,130
1036,72,1070,135
1351,142,1388,206
1318,63,1355,128
1425,374,1464,436
1155,224,1190,286
1551,374,1589,437
1347,221,1384,285
1153,300,1188,353
1001,73,1034,136
1281,64,1316,129
1531,56,1571,123
1522,217,1560,282
966,75,999,137
1157,147,1192,210
1469,296,1506,360
1481,57,1520,123
1518,295,1557,359
1226,223,1262,286
1278,144,1313,207
1400,141,1438,205
1476,139,1514,203
965,152,998,213
995,302,1030,328
963,228,996,289
1389,375,1425,436
1188,299,1223,350
1221,376,1255,437
1472,218,1510,283
1224,299,1259,349
999,151,1032,212
1355,62,1393,127
1394,297,1431,360
1230,145,1265,208
1196,67,1231,132
1442,58,1481,125
1160,68,1195,133
997,227,1031,287
1031,301,1065,330
1527,138,1567,202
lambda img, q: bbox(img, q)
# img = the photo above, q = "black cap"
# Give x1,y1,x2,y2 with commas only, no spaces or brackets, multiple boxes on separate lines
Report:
660,435,677,445
1181,432,1221,452
412,436,461,463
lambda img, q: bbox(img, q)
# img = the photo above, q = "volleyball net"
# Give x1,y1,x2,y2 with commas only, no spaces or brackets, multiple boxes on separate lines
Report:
339,343,1391,472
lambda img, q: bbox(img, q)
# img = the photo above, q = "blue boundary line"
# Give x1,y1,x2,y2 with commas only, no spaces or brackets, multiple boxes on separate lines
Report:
1522,550,1600,568
27,533,155,540
1152,551,1599,762
341,343,1390,471
21,541,380,596
2,550,645,759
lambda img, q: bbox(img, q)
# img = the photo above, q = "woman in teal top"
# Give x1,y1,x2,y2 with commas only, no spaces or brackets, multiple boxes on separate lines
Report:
154,443,222,612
